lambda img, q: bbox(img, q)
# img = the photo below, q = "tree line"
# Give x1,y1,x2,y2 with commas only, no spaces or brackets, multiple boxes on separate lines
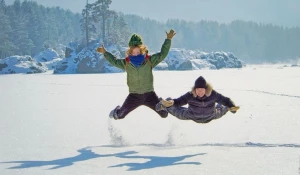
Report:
123,15,300,63
0,0,131,59
0,0,82,58
1,0,300,63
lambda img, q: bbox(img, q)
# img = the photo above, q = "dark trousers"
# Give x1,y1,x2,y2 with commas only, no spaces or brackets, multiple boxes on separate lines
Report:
116,91,168,119
166,105,228,124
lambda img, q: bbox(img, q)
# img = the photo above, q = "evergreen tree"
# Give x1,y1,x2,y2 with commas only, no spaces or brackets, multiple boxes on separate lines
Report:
8,0,34,55
2,0,81,58
80,0,96,46
124,14,300,63
116,14,131,46
2,0,300,63
90,0,113,45
0,0,15,59
107,13,130,46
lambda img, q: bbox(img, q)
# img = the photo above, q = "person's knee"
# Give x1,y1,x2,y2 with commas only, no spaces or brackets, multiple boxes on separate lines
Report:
159,110,168,118
165,105,176,113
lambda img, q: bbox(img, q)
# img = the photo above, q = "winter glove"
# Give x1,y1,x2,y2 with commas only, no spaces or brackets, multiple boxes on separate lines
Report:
166,29,176,40
227,99,239,113
161,99,174,107
228,106,240,114
96,44,106,54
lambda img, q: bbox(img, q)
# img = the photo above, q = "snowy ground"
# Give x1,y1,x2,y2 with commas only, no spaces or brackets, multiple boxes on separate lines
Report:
1,65,300,175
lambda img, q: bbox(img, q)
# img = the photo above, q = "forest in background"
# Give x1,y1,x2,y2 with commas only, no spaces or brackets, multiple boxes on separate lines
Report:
1,0,300,63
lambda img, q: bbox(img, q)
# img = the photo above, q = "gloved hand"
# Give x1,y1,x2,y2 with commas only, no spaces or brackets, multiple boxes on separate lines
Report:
166,29,176,40
228,106,240,114
161,99,174,107
96,44,106,54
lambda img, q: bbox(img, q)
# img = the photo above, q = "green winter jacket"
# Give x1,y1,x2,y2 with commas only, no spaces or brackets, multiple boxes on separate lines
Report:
103,39,171,94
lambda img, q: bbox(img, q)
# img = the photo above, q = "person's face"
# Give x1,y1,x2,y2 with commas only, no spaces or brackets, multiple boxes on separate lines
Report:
195,88,206,97
131,47,141,56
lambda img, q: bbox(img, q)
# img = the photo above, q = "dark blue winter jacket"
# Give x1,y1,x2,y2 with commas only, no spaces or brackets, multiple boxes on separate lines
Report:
173,83,235,116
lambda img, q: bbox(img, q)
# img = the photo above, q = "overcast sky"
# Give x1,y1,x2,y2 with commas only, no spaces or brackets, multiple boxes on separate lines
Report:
5,0,300,27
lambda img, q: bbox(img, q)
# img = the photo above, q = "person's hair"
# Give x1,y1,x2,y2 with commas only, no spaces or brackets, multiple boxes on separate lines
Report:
126,45,148,56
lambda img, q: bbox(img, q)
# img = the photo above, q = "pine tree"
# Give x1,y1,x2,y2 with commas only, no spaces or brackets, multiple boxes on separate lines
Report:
0,0,15,59
8,0,34,55
113,14,130,46
91,0,114,45
80,1,96,46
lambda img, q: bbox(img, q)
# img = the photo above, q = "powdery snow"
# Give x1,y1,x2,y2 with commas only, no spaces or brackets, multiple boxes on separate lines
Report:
0,55,47,74
0,65,299,175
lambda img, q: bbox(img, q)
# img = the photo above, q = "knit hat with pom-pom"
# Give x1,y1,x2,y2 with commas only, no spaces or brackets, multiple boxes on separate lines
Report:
128,34,143,47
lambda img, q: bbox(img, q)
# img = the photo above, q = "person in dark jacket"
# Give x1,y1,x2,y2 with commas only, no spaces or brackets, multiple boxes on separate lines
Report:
155,76,240,123
96,29,176,120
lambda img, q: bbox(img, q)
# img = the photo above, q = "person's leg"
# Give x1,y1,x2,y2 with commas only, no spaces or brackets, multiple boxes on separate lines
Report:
143,91,168,118
112,93,143,119
191,105,230,123
165,106,194,121
167,106,217,124
168,104,229,124
213,104,229,120
190,105,228,123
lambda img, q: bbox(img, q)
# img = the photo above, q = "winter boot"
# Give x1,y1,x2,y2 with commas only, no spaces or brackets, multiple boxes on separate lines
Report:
155,101,166,111
109,106,120,120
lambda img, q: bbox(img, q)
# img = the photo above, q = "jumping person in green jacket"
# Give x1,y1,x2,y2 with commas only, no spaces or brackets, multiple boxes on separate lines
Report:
96,29,176,120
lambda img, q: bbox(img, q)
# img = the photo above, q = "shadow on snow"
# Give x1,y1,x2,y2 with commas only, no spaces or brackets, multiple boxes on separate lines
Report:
108,151,204,171
2,142,298,171
1,147,205,171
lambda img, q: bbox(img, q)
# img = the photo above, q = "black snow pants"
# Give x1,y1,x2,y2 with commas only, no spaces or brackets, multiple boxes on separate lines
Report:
165,105,228,123
116,91,168,119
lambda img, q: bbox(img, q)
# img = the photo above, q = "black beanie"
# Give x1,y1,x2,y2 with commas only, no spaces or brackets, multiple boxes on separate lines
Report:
194,76,207,88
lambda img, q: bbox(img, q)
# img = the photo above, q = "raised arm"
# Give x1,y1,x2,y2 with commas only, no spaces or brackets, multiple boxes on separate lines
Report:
150,29,176,67
96,44,126,70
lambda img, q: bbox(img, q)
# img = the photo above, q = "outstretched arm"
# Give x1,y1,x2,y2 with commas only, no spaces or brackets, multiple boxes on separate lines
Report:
214,90,235,107
214,90,239,113
96,44,125,70
150,29,176,67
173,92,190,107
